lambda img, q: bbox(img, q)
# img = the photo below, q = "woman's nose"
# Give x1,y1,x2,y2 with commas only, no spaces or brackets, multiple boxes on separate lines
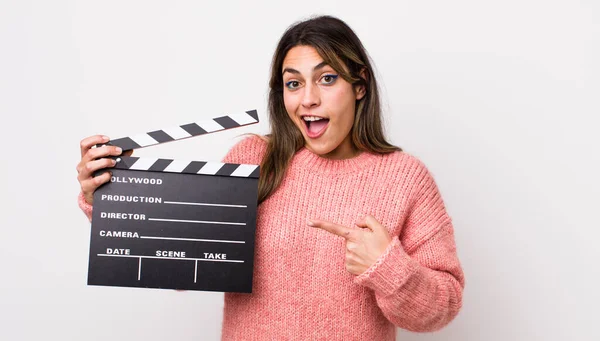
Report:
301,83,320,108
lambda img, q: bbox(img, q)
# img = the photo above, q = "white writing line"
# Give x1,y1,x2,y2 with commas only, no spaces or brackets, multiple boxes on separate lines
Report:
163,201,247,208
148,218,246,226
140,236,245,244
97,254,244,263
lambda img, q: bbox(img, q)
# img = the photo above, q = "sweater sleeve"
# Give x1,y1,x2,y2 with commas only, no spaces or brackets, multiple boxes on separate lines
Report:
354,159,465,332
78,191,93,222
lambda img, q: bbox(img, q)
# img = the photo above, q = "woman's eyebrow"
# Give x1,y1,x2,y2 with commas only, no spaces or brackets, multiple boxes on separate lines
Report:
282,67,300,76
282,61,330,75
312,61,328,71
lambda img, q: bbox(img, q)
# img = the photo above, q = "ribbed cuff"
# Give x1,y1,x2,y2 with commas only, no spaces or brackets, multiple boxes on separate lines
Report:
77,192,93,222
354,238,419,297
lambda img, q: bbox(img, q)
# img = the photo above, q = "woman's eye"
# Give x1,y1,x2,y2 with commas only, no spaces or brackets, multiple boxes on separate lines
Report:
320,74,338,85
285,81,300,90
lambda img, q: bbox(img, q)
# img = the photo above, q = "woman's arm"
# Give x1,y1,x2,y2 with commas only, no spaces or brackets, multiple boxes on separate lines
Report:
354,162,465,332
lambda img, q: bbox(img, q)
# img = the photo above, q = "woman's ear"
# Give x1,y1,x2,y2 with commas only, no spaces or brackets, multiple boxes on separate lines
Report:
355,68,368,100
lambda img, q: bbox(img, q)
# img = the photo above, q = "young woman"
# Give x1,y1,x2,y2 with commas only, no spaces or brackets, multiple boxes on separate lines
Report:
77,15,465,341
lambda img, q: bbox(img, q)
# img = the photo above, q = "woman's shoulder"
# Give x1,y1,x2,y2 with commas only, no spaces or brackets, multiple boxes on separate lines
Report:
380,149,427,170
378,149,438,185
222,134,268,165
236,133,269,147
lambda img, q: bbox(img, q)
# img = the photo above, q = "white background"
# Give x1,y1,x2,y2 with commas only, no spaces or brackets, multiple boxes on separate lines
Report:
1,1,598,340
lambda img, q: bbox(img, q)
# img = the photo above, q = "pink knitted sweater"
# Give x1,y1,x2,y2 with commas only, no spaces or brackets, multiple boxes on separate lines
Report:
78,135,464,340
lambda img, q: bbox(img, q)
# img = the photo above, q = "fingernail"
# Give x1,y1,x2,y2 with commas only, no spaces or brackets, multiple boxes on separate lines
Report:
115,147,122,154
307,219,315,227
103,135,110,141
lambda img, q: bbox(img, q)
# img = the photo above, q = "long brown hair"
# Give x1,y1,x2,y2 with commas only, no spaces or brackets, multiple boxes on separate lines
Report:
258,15,401,204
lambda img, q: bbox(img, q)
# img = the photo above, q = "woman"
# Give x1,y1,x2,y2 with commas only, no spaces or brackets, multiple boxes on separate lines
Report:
77,15,465,341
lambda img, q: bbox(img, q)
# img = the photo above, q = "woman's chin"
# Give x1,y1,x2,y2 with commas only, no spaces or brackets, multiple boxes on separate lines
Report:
305,143,334,157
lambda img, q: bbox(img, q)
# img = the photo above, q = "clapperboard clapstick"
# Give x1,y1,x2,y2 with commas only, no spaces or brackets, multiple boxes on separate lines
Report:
104,109,259,151
112,156,260,179
88,109,260,293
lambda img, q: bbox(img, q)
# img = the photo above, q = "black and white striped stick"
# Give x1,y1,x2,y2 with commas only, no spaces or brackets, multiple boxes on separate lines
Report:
104,110,259,151
114,156,260,179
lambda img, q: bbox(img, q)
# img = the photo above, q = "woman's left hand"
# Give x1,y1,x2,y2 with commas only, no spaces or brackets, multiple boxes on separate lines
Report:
308,215,392,276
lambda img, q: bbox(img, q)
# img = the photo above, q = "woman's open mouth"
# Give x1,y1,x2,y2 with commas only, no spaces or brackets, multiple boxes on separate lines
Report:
303,116,329,139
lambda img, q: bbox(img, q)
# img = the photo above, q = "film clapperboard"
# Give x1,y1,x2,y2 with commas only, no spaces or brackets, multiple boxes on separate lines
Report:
88,110,260,293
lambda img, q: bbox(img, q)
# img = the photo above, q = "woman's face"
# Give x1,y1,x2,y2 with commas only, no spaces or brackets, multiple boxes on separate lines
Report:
282,45,365,159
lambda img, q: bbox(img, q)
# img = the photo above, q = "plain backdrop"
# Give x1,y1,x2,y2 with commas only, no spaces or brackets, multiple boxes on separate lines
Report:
1,1,598,340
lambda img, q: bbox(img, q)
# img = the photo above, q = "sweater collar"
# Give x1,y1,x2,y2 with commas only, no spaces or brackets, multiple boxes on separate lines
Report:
292,146,381,175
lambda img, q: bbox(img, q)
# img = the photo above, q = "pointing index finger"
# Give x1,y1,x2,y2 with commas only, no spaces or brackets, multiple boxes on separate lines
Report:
308,219,356,240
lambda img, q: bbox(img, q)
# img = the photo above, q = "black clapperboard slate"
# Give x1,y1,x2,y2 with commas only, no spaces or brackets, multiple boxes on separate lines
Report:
87,110,259,293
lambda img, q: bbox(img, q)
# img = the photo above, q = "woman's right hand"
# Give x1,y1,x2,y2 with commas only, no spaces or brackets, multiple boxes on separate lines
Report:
77,135,129,205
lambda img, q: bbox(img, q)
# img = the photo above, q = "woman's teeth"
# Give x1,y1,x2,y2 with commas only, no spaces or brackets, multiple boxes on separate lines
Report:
303,116,325,122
